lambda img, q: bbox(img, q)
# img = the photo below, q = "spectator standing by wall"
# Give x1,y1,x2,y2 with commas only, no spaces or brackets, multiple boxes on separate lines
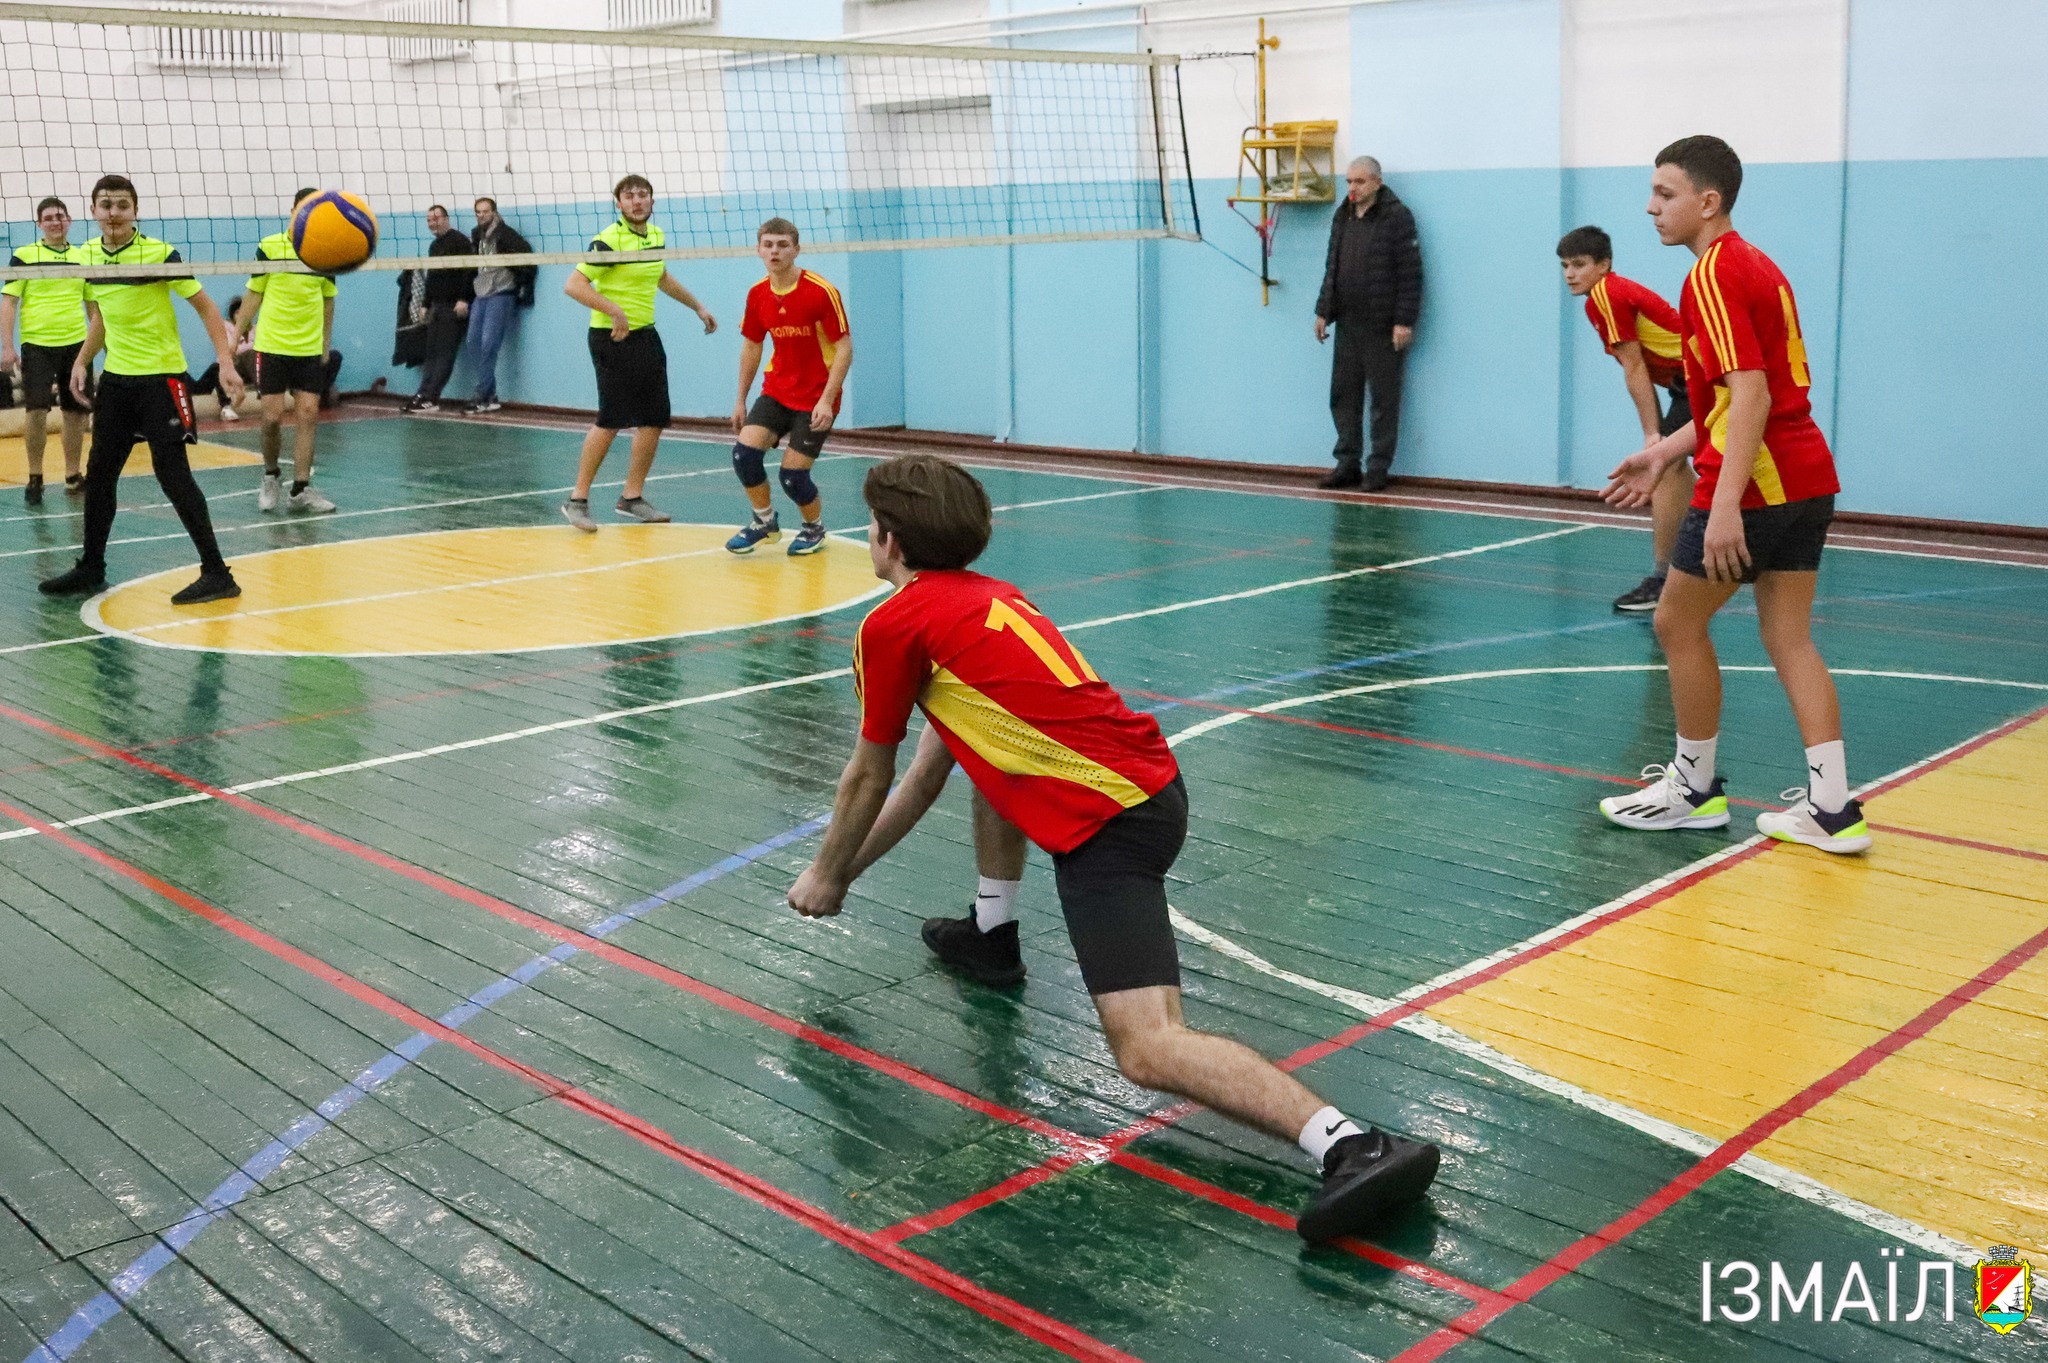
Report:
1314,156,1423,491
465,196,535,414
404,204,473,413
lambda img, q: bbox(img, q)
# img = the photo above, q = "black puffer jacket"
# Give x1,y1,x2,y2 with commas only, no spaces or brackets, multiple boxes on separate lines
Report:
1315,186,1423,328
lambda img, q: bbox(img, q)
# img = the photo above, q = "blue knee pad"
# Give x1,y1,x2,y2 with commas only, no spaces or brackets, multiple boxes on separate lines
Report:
731,441,767,488
778,463,819,507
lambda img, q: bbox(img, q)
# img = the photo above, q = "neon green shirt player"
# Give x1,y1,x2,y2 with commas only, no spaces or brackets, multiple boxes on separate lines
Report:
559,172,717,532
38,174,246,605
0,196,91,503
237,188,339,515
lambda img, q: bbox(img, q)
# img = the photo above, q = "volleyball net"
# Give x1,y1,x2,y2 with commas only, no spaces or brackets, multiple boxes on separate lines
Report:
0,2,1198,279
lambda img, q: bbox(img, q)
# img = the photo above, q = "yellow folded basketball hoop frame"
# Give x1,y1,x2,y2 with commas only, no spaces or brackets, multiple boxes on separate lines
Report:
1225,19,1336,305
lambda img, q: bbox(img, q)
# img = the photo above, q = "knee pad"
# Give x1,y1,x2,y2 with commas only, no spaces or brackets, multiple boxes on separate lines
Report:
731,441,767,488
778,463,819,507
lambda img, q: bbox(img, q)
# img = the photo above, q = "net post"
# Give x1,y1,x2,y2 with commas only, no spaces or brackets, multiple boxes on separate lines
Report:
1148,56,1174,235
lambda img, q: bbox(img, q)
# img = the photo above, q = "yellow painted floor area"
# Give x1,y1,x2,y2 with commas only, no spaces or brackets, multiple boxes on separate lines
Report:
0,435,258,485
86,523,887,656
1429,713,2048,1255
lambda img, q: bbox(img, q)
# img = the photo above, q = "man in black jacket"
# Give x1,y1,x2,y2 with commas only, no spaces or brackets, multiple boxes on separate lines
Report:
465,196,537,414
1315,157,1423,490
405,204,474,413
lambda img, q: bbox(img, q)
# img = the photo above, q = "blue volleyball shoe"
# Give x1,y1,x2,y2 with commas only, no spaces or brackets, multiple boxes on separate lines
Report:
725,510,781,554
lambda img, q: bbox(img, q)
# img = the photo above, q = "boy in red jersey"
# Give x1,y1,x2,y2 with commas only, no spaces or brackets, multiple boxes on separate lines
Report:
785,454,1442,1244
725,218,851,558
1600,136,1869,854
1557,225,1697,611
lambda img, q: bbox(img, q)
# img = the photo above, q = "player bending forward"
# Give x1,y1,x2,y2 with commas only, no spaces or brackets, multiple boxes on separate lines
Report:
1600,136,1869,854
787,454,1441,1244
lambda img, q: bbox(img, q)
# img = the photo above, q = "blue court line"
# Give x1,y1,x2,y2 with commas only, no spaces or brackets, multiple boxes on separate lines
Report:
30,577,2028,1358
25,816,826,1363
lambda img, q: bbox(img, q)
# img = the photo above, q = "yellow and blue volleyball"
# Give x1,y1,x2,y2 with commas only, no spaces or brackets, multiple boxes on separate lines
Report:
290,190,378,274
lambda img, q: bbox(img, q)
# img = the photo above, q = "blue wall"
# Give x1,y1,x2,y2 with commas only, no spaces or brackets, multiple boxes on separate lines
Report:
275,0,2048,529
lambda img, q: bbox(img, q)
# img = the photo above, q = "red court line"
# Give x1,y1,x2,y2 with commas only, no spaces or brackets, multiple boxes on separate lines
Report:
0,699,1500,1307
1385,912,2048,1363
0,790,1142,1363
895,703,2048,1246
1872,822,2048,864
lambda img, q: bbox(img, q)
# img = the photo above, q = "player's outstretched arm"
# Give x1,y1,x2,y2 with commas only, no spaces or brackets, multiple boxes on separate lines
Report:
187,290,244,407
1603,422,1696,509
1613,341,1663,447
656,272,715,333
565,271,629,341
847,725,956,881
789,738,899,918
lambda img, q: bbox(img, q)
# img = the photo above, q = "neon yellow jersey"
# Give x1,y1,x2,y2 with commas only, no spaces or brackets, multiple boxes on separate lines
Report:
2,242,89,347
247,231,335,358
576,218,665,330
79,233,203,376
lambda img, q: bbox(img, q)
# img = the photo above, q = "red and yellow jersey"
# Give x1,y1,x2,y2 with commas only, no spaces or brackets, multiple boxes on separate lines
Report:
1680,232,1839,509
742,270,848,413
1585,273,1684,388
854,570,1180,854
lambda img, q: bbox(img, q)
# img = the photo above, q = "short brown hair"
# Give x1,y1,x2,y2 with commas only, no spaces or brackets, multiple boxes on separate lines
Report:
1655,135,1742,210
614,173,653,199
34,196,67,219
863,455,991,571
90,174,137,207
757,216,799,246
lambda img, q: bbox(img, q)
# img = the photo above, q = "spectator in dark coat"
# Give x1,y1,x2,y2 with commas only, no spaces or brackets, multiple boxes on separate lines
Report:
1314,156,1423,490
403,204,474,412
464,196,538,413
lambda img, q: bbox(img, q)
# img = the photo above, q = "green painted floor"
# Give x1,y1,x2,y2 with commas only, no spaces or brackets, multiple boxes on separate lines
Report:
0,414,2042,1362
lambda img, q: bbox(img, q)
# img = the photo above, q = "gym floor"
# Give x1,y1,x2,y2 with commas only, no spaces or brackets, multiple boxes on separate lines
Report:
0,412,2042,1362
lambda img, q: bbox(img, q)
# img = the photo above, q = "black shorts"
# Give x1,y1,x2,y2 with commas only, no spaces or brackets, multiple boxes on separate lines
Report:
746,393,830,459
91,372,197,458
1659,382,1692,438
1052,776,1188,995
254,351,326,397
1672,494,1834,582
589,326,671,430
20,341,88,413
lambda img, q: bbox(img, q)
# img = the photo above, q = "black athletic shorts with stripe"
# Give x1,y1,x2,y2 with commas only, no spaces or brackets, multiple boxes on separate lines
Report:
746,393,830,459
20,341,89,413
589,326,671,431
1053,775,1187,995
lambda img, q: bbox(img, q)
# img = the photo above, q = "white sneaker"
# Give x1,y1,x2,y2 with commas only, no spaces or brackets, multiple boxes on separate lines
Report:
220,404,241,421
258,472,282,512
1599,764,1730,831
288,485,337,514
1756,789,1872,854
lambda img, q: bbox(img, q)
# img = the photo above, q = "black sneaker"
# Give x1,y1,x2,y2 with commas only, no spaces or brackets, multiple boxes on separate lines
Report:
24,476,44,507
1297,1128,1441,1244
38,561,106,596
1612,573,1666,613
1317,464,1364,490
468,398,503,414
1360,465,1392,493
403,397,441,414
65,473,86,496
170,568,241,605
921,912,1025,989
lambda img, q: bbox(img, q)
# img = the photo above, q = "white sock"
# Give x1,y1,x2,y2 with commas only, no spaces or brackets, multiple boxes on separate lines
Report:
1298,1106,1364,1164
1805,739,1849,813
1672,734,1717,793
973,876,1020,932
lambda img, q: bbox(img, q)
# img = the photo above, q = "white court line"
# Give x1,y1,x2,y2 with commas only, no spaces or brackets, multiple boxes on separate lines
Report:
1066,524,1591,630
1165,906,1979,1264
0,486,262,528
76,486,1161,655
3,519,1566,836
0,465,738,562
1160,669,2048,1264
0,635,98,656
